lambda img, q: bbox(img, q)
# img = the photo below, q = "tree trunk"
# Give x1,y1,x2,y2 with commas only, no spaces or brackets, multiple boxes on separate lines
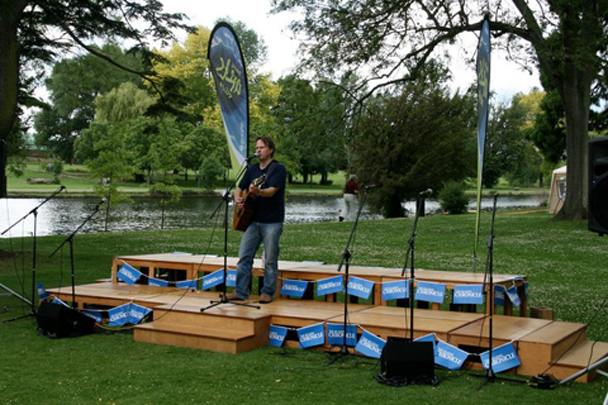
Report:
0,4,25,197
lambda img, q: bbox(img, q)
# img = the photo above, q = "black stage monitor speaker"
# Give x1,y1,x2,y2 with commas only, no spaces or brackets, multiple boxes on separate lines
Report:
589,137,608,235
37,301,95,338
380,338,435,383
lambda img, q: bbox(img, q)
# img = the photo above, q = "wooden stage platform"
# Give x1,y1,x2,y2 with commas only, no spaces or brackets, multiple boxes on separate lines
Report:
47,281,608,383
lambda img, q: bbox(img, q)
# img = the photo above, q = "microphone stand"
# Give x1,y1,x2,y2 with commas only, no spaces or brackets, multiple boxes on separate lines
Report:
201,157,260,312
327,186,370,364
49,199,104,309
1,186,65,320
476,194,523,390
401,191,429,341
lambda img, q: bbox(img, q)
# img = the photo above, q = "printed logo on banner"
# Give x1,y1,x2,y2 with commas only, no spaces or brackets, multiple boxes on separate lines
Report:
202,269,225,291
414,333,437,355
453,285,484,305
226,270,237,288
494,285,506,306
117,264,142,285
297,323,325,348
347,276,374,300
381,280,409,301
355,330,386,359
176,279,197,289
81,309,103,323
506,286,521,307
415,281,446,304
269,325,288,347
148,278,169,287
280,279,309,298
108,303,131,326
37,282,49,300
480,342,521,373
327,324,357,346
316,276,343,296
435,340,469,370
129,303,151,324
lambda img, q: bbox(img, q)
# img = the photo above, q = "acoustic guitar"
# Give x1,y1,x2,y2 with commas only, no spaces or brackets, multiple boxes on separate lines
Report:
232,174,266,231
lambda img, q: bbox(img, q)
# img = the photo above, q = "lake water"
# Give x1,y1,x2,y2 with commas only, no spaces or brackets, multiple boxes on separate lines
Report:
0,194,547,238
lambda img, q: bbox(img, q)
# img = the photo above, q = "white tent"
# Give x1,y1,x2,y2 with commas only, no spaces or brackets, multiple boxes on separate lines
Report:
548,166,567,214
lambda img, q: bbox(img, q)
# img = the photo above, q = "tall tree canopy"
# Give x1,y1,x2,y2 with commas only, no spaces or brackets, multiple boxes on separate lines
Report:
0,0,191,197
273,0,608,220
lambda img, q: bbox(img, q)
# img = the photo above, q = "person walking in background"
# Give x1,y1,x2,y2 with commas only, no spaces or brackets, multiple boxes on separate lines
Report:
342,175,359,221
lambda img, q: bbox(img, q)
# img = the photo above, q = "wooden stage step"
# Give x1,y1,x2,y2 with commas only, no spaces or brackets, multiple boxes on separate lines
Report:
548,340,608,383
134,323,262,354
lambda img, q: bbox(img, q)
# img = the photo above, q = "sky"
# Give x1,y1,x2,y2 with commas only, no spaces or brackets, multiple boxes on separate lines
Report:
159,0,541,101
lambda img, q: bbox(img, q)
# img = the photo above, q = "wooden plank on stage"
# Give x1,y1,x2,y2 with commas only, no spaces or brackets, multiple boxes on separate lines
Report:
448,315,552,348
548,340,608,382
326,306,485,341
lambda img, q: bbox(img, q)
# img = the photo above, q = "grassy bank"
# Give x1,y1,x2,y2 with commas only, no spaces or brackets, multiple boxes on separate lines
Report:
1,212,606,404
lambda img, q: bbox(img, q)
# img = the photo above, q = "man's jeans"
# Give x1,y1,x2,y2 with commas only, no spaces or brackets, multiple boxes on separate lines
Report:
235,221,283,299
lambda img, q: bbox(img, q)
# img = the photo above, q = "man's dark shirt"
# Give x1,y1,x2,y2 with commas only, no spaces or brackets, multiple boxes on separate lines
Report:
238,161,287,223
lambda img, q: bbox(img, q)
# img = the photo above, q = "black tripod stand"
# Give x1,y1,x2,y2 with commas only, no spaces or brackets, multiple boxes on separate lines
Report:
201,158,260,312
476,194,524,390
327,185,371,363
49,199,104,309
400,189,432,341
1,186,66,320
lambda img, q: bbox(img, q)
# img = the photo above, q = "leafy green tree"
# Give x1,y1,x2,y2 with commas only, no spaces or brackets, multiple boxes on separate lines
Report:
149,182,182,229
273,0,608,220
529,90,567,166
34,44,144,162
352,73,476,217
0,0,191,197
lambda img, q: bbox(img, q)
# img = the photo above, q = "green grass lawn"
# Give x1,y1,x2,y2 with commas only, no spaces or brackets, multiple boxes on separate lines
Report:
0,212,606,403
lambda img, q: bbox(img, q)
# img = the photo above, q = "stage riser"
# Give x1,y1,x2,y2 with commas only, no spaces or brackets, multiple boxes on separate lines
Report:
134,327,262,354
153,309,261,334
517,330,588,377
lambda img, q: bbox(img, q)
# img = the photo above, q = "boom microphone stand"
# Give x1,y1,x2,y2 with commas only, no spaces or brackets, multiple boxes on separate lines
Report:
201,156,260,312
327,185,372,363
401,189,432,340
49,199,104,309
1,186,66,320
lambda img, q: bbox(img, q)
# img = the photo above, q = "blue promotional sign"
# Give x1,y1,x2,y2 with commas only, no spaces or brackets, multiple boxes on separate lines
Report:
117,263,142,285
148,277,169,287
435,340,469,370
129,303,152,324
81,309,103,323
381,279,409,301
269,325,289,347
326,323,357,347
280,279,309,298
176,279,198,290
415,281,446,304
208,22,249,173
355,330,386,359
37,282,49,300
347,276,374,300
506,285,521,307
414,333,437,355
52,297,69,307
480,342,521,373
108,303,131,326
316,276,343,296
494,285,506,306
453,285,484,305
297,323,325,348
226,269,237,288
202,269,225,291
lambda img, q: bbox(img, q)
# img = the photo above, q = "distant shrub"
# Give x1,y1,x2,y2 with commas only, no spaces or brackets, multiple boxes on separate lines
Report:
438,181,469,214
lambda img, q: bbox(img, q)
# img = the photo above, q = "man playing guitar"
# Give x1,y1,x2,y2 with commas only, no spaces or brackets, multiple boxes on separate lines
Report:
229,136,287,304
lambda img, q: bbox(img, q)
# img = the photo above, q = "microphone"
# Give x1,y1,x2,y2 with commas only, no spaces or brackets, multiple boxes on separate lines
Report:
365,184,377,190
246,152,259,161
95,198,106,211
419,188,433,196
60,185,67,192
